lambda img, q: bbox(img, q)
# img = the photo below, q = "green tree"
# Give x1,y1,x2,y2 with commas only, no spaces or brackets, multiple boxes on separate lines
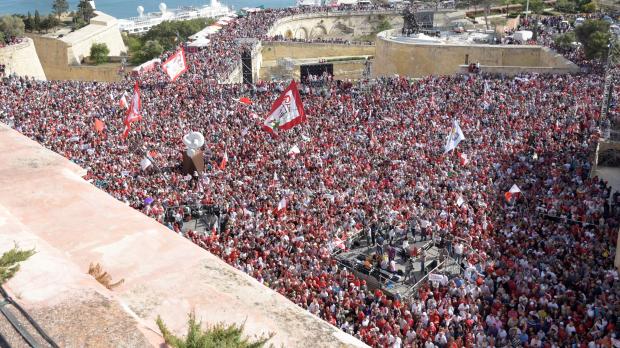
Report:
0,246,35,284
521,0,543,13
581,1,596,12
156,312,273,348
376,18,391,33
77,0,95,23
554,31,576,52
40,14,60,33
90,42,110,65
52,0,69,19
575,19,611,59
142,40,164,59
0,32,4,44
34,10,41,33
72,16,86,30
142,18,211,50
502,0,516,13
0,15,26,39
555,0,576,12
24,12,34,32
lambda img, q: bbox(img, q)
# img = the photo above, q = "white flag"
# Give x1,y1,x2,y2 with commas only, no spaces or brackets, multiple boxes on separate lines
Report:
456,196,465,207
277,197,287,211
140,157,152,171
443,120,465,154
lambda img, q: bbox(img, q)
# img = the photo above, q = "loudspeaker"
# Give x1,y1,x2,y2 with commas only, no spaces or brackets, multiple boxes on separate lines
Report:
181,150,205,175
241,51,252,84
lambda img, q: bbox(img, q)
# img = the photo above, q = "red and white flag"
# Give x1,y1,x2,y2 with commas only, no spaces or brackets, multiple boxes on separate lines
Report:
274,197,287,215
119,93,129,109
233,97,253,105
122,82,142,138
219,151,228,170
287,145,300,157
162,47,188,81
263,80,306,136
504,184,521,202
459,153,469,165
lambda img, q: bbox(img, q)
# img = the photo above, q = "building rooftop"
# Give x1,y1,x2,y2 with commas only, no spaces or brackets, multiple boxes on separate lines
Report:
42,11,118,45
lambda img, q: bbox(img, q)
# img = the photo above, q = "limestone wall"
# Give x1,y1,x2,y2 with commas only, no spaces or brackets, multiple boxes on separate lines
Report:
267,10,465,40
61,12,126,65
374,30,579,78
260,58,368,81
0,38,46,80
260,42,374,81
262,41,375,61
29,11,127,81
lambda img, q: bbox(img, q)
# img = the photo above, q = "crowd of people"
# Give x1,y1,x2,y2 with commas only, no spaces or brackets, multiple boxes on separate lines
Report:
0,6,619,348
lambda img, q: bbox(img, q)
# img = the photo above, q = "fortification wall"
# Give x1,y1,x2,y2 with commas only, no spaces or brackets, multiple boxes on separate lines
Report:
260,42,374,81
374,30,579,77
267,10,403,40
29,11,126,81
267,10,465,40
0,38,46,80
260,58,368,81
262,41,375,61
62,12,126,65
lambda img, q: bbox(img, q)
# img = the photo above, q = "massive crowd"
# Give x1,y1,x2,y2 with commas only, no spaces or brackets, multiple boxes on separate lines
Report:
0,6,619,348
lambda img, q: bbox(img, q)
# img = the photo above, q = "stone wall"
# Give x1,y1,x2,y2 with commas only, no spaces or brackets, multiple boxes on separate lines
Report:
62,12,126,65
373,30,579,78
29,11,127,81
262,41,375,61
267,10,465,40
260,42,375,81
0,38,46,80
260,58,369,81
267,10,403,40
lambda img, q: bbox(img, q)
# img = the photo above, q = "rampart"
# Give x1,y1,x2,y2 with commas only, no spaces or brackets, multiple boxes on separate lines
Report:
0,38,46,80
29,11,127,81
373,29,579,77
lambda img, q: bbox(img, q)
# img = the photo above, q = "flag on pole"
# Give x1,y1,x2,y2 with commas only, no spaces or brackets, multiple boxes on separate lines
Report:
219,151,228,170
162,47,188,81
233,97,253,105
126,82,142,123
94,118,105,133
122,82,142,139
504,184,521,202
263,80,306,136
287,145,300,156
459,153,469,165
119,93,129,109
443,120,465,154
274,197,287,215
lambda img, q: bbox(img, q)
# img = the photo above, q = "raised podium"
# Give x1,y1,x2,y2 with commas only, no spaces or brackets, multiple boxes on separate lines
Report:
181,150,205,175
